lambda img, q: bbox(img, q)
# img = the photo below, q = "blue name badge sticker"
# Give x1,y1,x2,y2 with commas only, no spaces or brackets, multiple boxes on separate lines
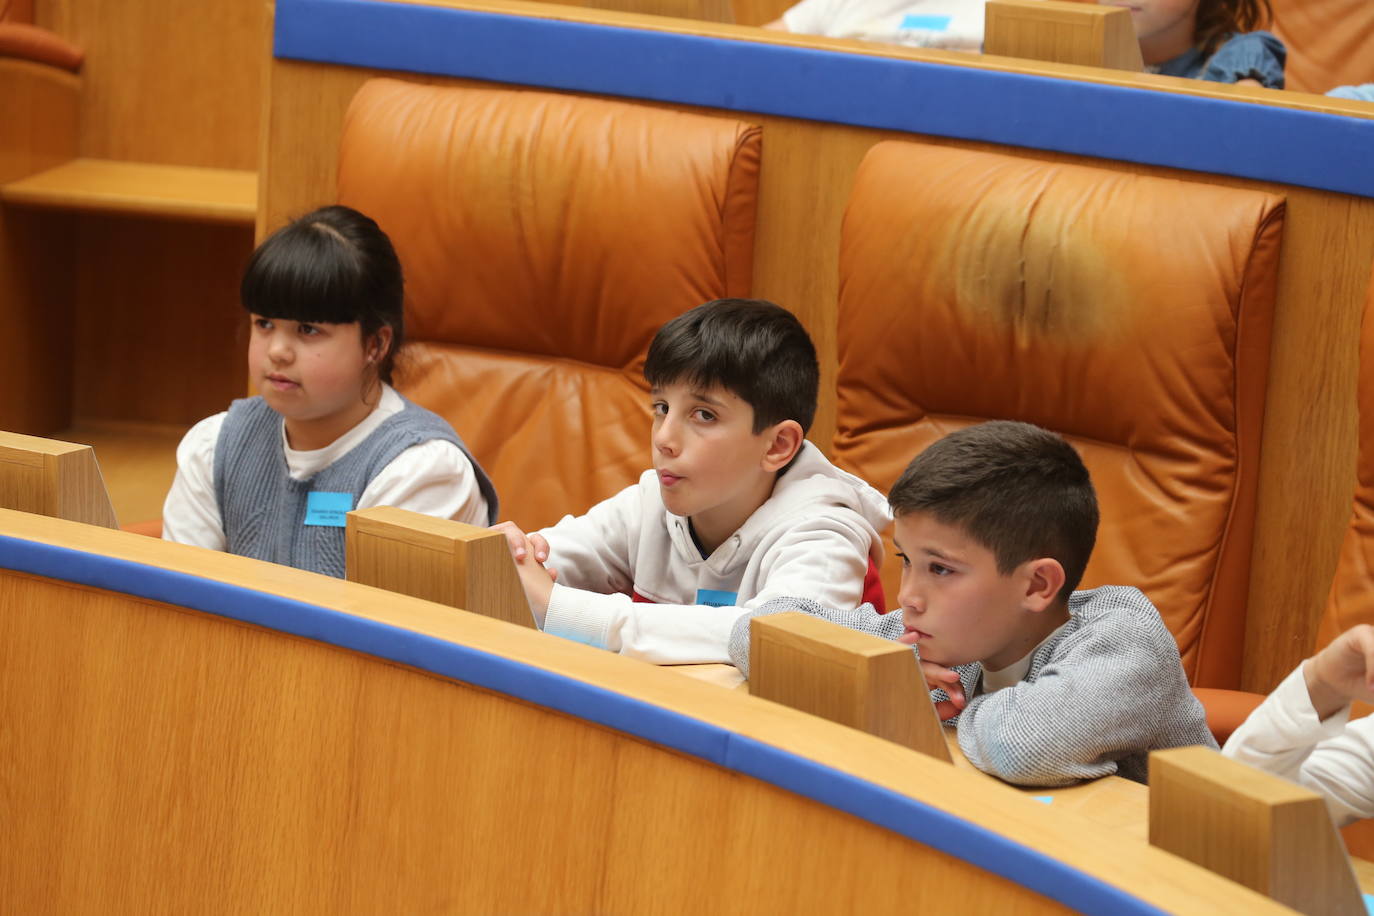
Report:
695,588,739,608
899,14,952,30
304,491,354,527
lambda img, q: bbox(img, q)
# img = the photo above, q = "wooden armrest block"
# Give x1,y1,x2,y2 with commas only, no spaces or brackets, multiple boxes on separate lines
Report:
750,612,950,762
1149,746,1362,915
345,506,534,628
984,0,1143,72
0,431,117,528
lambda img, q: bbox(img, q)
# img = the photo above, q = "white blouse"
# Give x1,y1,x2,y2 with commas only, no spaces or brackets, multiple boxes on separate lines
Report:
163,385,489,550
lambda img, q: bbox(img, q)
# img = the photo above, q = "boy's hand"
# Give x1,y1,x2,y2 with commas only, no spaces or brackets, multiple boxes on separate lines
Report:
921,660,967,721
1305,624,1374,719
511,536,557,629
491,520,550,563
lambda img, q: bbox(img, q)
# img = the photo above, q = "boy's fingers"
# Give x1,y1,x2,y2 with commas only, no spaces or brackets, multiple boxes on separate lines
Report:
933,699,962,721
531,533,550,563
548,567,559,584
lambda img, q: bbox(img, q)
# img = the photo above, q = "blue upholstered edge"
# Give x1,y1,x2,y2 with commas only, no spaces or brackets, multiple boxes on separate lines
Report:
274,0,1373,199
0,532,1165,915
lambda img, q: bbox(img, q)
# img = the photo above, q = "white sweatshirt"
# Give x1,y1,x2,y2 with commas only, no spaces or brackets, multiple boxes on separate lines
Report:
537,441,892,664
1223,664,1374,826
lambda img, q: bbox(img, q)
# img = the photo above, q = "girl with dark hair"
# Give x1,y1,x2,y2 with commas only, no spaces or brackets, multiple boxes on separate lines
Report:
163,205,498,577
1128,0,1286,89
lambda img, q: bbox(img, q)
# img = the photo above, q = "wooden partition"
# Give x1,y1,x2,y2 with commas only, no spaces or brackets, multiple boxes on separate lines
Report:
0,508,1299,912
1150,746,1363,915
0,430,117,527
345,506,533,628
750,612,951,761
261,0,1374,695
983,0,1142,71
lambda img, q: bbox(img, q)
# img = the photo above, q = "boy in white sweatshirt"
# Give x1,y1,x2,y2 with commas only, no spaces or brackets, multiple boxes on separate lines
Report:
494,299,891,664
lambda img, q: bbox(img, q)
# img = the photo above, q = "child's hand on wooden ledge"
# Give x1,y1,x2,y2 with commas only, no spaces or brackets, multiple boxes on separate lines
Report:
490,519,550,564
512,535,557,628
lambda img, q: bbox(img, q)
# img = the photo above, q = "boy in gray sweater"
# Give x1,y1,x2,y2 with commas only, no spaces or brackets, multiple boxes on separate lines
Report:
728,421,1217,786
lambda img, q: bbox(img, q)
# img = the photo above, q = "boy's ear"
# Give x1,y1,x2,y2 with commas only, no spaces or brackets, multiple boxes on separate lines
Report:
760,419,805,472
1022,558,1066,612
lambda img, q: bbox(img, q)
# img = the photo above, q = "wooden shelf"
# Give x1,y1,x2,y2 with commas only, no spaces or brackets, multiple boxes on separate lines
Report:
0,158,256,224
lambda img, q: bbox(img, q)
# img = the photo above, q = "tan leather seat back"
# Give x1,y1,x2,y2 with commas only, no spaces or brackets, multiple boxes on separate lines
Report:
337,79,761,529
835,141,1284,687
1268,0,1374,95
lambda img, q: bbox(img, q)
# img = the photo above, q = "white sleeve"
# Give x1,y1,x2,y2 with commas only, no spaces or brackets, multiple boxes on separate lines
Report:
162,413,228,551
536,484,642,595
357,439,490,525
1223,665,1374,826
540,512,872,665
781,0,840,34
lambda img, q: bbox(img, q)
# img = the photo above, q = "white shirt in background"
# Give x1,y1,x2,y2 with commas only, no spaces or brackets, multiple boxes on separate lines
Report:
1223,664,1374,827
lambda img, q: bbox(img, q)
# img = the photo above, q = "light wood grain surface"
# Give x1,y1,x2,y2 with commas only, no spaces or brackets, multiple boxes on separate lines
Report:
0,430,117,528
984,0,1143,71
0,509,1298,913
1,158,258,223
751,612,950,760
345,507,535,628
1151,746,1364,915
36,0,267,170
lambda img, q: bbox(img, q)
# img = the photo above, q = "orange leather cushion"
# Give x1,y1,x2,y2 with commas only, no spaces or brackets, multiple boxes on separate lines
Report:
834,141,1284,688
1267,0,1374,95
0,23,83,71
338,79,761,530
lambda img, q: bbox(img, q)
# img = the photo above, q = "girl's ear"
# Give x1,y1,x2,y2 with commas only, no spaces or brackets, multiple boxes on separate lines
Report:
365,325,394,364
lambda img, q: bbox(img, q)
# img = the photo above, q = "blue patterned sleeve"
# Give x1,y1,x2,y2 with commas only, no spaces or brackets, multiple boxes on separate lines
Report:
1201,31,1286,89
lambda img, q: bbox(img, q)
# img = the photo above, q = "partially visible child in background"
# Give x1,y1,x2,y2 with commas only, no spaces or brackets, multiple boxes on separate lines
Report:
766,0,1285,90
163,205,498,577
1131,0,1283,88
764,0,986,52
1224,623,1374,826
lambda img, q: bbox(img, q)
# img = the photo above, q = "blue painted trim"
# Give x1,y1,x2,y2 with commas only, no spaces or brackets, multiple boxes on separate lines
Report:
0,532,1163,915
274,0,1373,198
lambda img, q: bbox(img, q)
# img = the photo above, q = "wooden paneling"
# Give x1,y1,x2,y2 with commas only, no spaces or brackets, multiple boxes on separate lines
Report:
261,4,1374,692
1,58,79,435
35,0,267,170
70,213,251,425
0,510,1298,913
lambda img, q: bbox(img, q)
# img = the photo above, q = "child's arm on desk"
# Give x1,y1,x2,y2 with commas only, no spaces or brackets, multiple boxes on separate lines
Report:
955,600,1214,787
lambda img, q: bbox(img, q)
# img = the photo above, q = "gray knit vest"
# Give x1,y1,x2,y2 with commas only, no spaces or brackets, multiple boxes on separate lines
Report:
213,395,498,577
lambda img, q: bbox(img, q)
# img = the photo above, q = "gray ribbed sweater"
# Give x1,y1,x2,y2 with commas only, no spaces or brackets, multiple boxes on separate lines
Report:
728,585,1217,786
213,395,497,578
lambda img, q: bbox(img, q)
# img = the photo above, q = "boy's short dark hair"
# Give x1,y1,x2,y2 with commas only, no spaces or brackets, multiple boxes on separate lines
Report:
889,421,1098,601
644,299,819,434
